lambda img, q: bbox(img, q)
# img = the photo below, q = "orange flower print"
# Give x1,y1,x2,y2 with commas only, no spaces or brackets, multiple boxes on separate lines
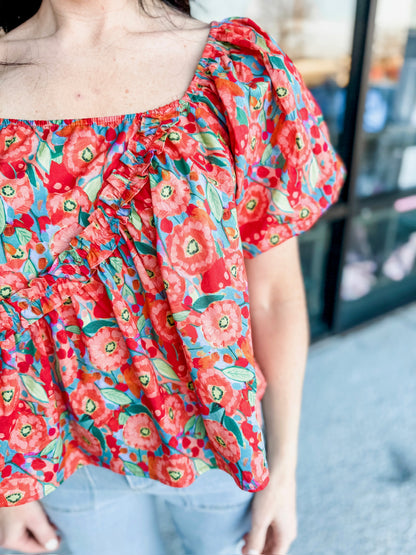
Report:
0,175,34,215
0,473,43,507
159,394,189,436
69,382,112,426
46,187,91,227
0,370,20,416
166,218,218,275
294,194,321,232
161,266,186,311
277,119,312,168
70,420,103,458
200,300,242,348
9,414,50,453
251,449,269,483
148,300,177,344
63,127,106,177
0,123,36,162
123,413,161,451
236,183,269,226
149,453,195,487
152,174,191,218
128,356,160,399
195,368,239,415
137,254,164,295
86,326,129,373
204,420,241,463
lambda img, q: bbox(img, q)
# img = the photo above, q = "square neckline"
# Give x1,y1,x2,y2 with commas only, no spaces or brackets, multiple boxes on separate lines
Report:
0,18,221,128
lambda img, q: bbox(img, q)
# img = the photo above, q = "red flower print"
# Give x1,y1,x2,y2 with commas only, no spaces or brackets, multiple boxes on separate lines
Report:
127,356,160,399
62,445,91,479
136,254,164,295
272,69,297,114
9,414,50,453
0,123,36,162
237,183,269,226
294,194,321,232
166,217,218,275
195,367,239,415
69,382,112,426
159,394,189,436
70,420,103,458
277,120,312,169
160,266,186,311
0,175,34,214
149,453,195,487
152,173,191,218
63,127,106,177
148,299,177,344
200,300,242,348
225,249,246,290
123,413,161,451
0,370,20,416
0,473,42,507
46,187,91,227
86,326,129,373
204,420,241,463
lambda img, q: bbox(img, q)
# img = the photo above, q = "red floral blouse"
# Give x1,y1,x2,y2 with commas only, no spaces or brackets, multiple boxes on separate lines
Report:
0,16,346,507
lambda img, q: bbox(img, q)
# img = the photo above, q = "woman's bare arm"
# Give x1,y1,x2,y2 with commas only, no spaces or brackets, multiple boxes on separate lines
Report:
242,235,309,555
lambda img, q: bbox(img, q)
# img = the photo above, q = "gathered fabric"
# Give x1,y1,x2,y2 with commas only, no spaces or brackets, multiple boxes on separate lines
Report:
0,16,345,507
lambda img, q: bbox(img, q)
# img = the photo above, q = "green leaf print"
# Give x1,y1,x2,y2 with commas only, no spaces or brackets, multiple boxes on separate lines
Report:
192,294,224,313
174,158,191,175
133,241,157,256
82,319,119,337
129,205,142,231
16,228,32,245
23,259,37,278
194,416,207,439
206,155,228,168
53,436,63,461
118,412,130,426
308,156,321,190
248,390,257,408
20,375,49,403
43,483,57,496
184,415,196,433
236,106,249,127
194,458,211,474
109,256,123,274
83,174,103,203
89,425,106,451
136,314,146,333
223,415,244,446
196,132,224,151
0,201,6,235
271,189,295,214
172,310,190,322
125,403,153,418
124,461,145,477
39,438,58,457
153,359,180,381
36,142,52,173
255,34,270,53
223,366,255,382
100,388,132,406
206,180,223,222
260,143,273,165
66,325,81,334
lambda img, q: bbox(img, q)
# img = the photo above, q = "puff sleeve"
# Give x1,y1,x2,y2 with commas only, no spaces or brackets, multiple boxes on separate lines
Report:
215,18,347,258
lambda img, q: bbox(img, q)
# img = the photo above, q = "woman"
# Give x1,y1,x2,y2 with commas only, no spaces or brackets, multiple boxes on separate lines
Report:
0,1,346,554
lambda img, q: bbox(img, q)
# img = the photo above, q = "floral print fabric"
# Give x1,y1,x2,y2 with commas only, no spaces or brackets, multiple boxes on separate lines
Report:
0,16,346,507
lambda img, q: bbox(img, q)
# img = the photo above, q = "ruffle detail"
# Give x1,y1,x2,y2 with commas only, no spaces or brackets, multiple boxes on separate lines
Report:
0,104,182,339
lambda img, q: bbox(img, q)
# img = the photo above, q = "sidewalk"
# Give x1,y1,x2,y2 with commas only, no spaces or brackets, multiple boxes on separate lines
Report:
291,301,416,554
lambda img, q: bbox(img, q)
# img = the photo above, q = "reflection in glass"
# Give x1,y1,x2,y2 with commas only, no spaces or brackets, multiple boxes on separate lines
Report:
357,0,416,196
340,198,416,303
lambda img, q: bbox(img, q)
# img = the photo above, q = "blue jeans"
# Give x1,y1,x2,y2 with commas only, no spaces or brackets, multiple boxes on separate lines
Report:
36,464,254,555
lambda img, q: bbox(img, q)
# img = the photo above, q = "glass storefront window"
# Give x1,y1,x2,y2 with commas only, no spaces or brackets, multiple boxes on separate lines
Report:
339,198,416,327
357,0,416,197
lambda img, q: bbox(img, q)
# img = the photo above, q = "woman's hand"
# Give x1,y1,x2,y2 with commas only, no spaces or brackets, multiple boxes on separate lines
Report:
0,500,61,553
242,471,298,555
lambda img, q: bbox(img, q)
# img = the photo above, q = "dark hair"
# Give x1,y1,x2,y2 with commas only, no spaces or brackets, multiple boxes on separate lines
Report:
0,0,191,65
